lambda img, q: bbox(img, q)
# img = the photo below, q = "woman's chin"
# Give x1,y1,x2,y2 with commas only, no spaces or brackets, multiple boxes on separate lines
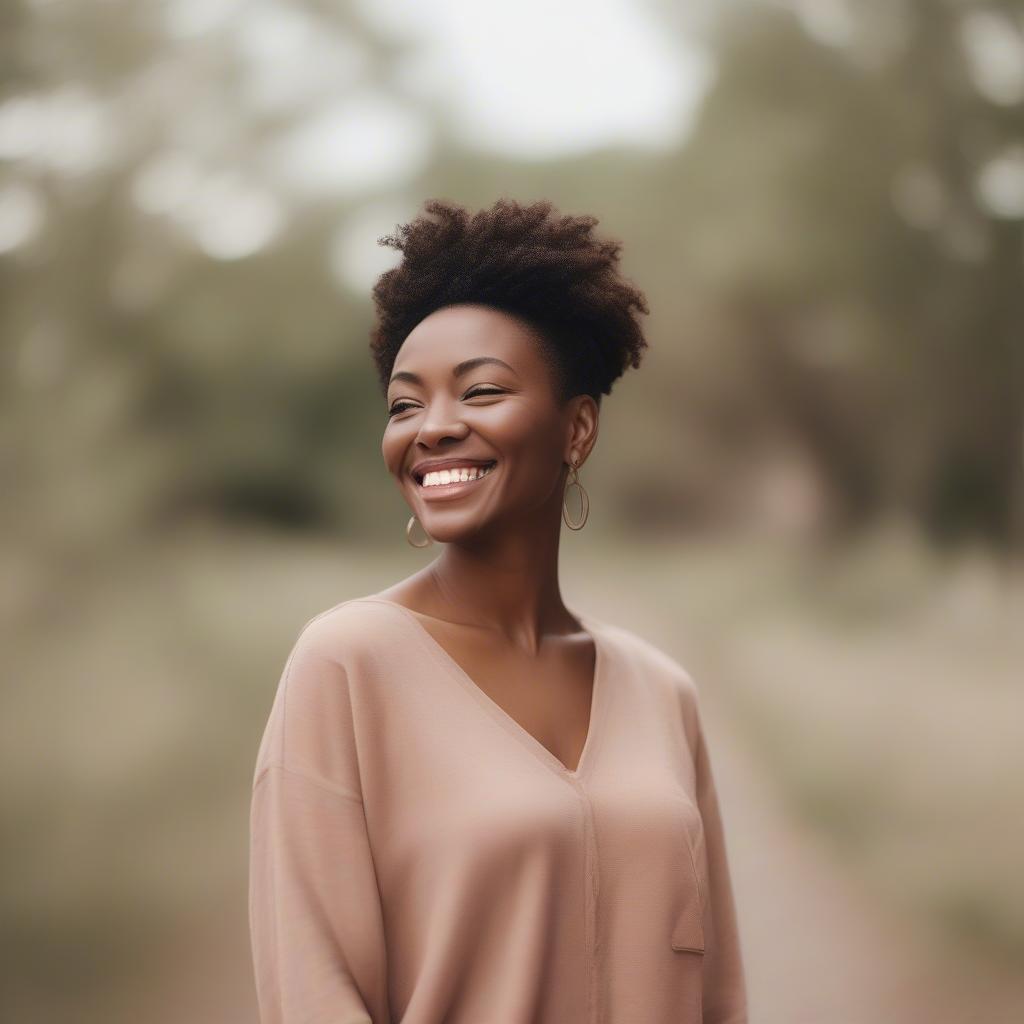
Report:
414,509,500,545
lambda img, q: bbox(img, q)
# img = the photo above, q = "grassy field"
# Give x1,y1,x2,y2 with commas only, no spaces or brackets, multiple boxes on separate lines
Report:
1,522,1021,1021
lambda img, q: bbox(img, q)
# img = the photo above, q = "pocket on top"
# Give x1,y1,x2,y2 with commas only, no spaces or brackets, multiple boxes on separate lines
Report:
670,898,705,954
671,812,706,954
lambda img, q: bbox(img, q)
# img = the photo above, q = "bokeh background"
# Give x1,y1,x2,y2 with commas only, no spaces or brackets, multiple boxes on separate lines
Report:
2,0,1023,1020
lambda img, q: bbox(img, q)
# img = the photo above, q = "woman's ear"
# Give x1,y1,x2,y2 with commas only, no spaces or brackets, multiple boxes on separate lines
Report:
566,395,599,467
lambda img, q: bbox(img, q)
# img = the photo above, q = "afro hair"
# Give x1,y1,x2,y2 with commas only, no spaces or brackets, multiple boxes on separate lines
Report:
369,197,650,405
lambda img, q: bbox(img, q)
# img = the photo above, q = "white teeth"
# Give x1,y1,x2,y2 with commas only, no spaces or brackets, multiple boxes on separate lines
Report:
420,463,495,488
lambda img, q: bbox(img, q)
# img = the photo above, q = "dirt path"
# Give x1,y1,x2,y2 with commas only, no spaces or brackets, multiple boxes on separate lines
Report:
701,688,1024,1024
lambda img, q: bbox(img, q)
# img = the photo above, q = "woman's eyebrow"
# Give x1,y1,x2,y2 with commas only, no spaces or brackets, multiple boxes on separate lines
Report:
389,356,518,388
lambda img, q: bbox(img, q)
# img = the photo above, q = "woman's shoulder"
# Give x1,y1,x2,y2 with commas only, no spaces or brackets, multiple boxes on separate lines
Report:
594,615,701,699
286,594,407,662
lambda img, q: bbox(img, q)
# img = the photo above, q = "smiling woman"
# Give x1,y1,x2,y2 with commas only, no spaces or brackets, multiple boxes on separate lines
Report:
248,197,749,1024
381,301,602,544
371,197,649,549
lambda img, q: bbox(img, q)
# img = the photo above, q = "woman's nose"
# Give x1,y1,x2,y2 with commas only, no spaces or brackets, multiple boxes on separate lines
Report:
415,399,470,446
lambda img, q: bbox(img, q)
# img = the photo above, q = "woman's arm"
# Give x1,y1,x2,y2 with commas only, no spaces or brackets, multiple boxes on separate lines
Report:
693,697,749,1024
249,627,390,1024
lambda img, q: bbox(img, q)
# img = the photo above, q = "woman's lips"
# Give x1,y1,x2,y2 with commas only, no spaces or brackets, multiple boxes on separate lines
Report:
414,462,497,501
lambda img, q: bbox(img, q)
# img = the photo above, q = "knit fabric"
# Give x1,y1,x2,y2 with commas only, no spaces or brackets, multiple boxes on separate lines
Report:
249,596,748,1023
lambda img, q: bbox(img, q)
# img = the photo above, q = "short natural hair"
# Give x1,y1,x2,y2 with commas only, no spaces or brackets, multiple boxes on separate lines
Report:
369,197,650,404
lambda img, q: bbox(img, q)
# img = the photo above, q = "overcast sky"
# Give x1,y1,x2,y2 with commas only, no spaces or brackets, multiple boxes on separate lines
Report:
354,0,711,159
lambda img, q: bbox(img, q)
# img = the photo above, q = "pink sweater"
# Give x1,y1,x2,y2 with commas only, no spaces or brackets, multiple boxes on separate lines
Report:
249,596,748,1023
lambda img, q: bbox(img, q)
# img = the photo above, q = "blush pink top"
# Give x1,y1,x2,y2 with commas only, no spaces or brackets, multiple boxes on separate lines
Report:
249,596,748,1023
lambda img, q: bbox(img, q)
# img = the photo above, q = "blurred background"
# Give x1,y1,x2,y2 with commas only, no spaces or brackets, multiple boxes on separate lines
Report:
2,0,1022,1020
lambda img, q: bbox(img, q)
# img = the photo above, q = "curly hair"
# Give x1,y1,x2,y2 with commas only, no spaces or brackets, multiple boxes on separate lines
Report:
368,197,650,405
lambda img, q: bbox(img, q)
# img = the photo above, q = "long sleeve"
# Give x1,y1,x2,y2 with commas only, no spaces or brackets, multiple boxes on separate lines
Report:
248,619,391,1024
692,697,748,1024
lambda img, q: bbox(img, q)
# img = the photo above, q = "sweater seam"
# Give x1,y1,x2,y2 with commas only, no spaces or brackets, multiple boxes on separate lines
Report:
253,761,364,805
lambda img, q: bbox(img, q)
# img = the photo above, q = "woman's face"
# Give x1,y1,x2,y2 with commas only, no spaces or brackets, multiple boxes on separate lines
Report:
381,303,596,544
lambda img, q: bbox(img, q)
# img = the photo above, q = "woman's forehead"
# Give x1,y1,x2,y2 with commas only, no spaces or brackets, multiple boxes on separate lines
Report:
394,305,548,377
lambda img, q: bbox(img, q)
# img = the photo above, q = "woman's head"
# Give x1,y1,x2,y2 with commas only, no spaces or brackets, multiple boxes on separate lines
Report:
372,197,650,544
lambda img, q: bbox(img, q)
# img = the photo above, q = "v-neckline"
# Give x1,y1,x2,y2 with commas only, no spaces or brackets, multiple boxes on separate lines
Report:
357,596,607,782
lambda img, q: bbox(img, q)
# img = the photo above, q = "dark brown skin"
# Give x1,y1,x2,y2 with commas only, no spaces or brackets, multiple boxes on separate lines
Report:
378,302,600,773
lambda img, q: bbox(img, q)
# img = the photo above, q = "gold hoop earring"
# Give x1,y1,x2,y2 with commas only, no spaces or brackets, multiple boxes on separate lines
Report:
562,454,590,530
406,514,433,548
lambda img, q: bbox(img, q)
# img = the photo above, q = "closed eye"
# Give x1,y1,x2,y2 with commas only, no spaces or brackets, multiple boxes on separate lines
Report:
387,387,506,418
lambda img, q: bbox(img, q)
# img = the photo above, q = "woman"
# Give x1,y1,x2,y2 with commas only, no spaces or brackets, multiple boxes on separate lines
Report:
249,198,748,1023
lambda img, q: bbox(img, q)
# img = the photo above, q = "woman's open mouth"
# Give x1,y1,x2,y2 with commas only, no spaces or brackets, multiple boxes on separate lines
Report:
413,461,497,500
